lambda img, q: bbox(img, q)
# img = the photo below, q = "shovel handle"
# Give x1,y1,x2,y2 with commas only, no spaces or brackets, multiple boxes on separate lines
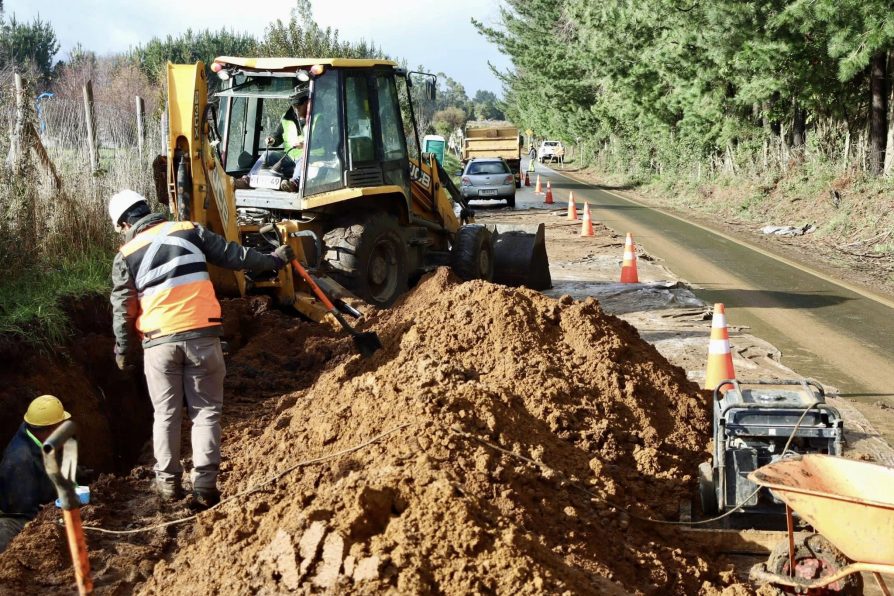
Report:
62,508,93,595
290,259,335,312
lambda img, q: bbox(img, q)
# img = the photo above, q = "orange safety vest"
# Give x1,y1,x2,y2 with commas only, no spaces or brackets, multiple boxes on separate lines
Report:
119,221,221,340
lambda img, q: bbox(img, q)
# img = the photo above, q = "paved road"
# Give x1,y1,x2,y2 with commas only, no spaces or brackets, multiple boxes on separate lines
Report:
508,160,894,402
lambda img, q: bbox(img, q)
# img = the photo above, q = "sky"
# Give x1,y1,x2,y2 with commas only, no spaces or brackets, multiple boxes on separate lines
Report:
4,0,512,96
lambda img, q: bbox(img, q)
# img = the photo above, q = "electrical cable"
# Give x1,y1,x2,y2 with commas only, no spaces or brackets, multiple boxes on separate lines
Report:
459,402,822,527
75,423,410,536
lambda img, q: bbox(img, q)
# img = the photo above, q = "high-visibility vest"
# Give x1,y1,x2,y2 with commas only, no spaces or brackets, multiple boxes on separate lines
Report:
282,118,304,161
119,221,222,340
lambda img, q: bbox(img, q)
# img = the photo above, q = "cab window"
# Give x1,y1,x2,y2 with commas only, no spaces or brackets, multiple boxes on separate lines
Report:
304,70,345,195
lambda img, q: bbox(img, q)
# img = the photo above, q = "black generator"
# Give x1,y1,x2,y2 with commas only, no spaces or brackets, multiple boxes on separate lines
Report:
698,379,844,517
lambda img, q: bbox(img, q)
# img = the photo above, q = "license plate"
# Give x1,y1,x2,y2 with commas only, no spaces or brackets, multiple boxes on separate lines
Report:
479,189,498,196
249,174,281,190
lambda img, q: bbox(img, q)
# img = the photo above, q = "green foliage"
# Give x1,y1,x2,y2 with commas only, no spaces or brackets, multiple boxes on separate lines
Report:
0,248,111,346
433,106,466,137
478,0,893,178
133,28,258,83
259,0,383,59
0,14,59,84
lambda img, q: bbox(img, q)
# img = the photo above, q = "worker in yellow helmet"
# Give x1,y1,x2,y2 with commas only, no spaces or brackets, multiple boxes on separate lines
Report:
0,395,71,552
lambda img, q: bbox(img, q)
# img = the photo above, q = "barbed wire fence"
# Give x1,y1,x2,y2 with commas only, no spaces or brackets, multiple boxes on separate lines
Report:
1,75,163,273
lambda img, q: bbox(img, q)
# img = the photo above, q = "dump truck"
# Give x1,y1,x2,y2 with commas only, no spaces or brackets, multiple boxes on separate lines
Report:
157,58,549,322
462,123,522,187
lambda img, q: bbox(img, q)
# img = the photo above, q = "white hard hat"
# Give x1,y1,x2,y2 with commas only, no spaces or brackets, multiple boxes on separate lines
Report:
108,189,147,231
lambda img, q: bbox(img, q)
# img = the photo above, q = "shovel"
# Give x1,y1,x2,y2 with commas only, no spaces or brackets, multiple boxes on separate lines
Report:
290,259,383,358
42,421,93,596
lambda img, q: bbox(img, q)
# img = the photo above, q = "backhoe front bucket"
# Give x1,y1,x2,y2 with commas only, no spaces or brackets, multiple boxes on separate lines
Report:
488,224,551,290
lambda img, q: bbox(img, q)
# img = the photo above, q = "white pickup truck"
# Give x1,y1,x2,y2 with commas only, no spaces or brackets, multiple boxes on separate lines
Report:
538,140,565,163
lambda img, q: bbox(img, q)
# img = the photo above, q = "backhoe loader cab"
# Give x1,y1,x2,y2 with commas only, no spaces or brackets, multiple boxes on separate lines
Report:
214,58,416,209
162,57,549,315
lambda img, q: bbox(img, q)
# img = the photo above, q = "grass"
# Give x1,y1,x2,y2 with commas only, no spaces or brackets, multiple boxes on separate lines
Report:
0,248,113,346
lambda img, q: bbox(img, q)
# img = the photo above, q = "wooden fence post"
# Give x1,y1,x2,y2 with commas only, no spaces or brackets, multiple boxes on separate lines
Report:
7,72,26,171
135,96,145,161
83,80,98,172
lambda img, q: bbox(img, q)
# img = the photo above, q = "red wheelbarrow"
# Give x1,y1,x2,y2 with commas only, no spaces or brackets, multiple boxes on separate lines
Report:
748,454,894,595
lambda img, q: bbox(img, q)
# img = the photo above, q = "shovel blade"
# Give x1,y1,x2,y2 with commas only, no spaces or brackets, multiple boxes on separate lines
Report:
353,331,383,358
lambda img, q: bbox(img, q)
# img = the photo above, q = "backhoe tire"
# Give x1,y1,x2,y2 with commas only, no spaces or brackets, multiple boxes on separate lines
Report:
451,224,494,282
323,212,408,308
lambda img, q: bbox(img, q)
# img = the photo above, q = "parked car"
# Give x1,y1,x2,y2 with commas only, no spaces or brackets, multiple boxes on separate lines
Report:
460,158,516,207
538,140,565,163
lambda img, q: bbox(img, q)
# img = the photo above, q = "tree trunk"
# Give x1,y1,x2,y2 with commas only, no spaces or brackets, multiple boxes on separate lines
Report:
869,51,888,176
792,103,807,150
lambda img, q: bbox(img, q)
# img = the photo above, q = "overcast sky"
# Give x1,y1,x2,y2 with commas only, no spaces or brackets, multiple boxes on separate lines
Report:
5,0,512,95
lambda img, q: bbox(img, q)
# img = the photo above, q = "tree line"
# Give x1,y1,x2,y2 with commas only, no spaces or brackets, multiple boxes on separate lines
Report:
0,0,503,139
476,0,894,177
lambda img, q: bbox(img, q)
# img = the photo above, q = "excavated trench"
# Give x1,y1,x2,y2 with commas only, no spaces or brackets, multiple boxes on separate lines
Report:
0,295,152,474
0,294,277,475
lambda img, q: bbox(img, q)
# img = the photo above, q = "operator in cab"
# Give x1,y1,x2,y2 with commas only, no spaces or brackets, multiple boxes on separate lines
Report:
0,395,72,552
234,89,309,193
108,190,294,509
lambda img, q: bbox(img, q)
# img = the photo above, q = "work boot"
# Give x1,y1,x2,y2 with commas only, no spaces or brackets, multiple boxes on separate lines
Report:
192,487,221,510
279,179,298,192
155,479,183,502
234,176,251,189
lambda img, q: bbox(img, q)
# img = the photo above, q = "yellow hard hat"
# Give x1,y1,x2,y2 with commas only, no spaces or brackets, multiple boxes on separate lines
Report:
23,395,71,427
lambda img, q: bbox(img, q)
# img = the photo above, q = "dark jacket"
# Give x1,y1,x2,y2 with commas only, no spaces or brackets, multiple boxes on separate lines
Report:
0,424,56,519
111,212,279,354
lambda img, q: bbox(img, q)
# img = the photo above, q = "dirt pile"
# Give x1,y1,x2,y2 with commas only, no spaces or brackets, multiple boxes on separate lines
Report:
1,270,733,594
138,269,717,594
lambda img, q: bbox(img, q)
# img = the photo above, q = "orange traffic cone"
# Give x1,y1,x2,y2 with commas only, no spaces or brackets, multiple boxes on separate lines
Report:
580,201,594,236
524,171,530,187
567,192,579,220
534,175,543,194
619,233,639,283
704,303,736,392
544,181,554,204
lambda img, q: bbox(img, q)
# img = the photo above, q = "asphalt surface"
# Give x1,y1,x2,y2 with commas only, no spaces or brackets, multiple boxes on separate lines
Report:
507,159,894,403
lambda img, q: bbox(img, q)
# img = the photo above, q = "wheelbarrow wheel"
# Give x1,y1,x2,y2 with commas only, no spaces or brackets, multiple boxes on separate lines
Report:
764,533,863,595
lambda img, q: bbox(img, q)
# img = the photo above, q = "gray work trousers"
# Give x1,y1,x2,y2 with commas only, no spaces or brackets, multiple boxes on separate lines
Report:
0,516,26,553
143,337,225,490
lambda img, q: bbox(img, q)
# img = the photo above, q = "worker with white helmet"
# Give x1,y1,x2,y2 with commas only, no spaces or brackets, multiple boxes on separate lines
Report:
108,190,294,508
0,395,72,552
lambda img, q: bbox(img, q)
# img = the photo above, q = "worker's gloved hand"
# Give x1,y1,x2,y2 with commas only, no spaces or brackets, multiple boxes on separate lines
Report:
115,353,135,372
271,245,295,269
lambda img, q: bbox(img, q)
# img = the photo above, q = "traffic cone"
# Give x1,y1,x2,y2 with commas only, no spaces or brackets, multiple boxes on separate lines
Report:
544,181,554,204
619,233,639,283
535,175,542,194
567,192,578,220
704,303,736,392
524,171,530,187
580,201,594,236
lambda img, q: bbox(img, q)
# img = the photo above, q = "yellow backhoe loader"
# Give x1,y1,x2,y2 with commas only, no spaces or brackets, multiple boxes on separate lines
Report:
158,57,550,322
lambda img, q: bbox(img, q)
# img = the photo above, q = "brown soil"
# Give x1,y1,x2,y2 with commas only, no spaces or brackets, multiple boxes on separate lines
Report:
0,271,748,594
